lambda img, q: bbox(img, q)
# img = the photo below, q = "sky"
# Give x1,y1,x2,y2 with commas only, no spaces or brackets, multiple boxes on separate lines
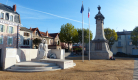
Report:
1,0,138,39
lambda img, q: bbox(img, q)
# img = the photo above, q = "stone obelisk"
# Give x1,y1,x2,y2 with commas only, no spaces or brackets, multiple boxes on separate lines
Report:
90,5,113,59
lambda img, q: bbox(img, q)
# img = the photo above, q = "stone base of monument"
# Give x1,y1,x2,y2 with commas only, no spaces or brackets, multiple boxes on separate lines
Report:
90,51,113,59
6,62,62,72
31,59,76,69
6,59,76,72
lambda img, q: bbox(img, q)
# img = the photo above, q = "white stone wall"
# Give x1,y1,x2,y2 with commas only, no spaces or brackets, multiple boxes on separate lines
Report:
4,48,65,69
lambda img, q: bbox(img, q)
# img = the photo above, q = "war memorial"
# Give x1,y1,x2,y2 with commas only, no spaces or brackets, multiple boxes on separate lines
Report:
3,6,113,72
90,6,113,59
4,39,76,72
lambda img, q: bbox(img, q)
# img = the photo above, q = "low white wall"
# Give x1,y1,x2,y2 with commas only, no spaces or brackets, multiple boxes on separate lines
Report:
5,48,17,69
4,48,65,69
51,49,65,59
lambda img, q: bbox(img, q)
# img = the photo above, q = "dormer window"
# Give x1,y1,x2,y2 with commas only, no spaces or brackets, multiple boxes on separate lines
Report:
10,15,13,21
5,13,9,20
0,13,4,19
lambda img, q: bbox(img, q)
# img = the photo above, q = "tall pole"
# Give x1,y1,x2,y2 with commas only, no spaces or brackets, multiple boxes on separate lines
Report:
82,1,84,62
89,13,90,61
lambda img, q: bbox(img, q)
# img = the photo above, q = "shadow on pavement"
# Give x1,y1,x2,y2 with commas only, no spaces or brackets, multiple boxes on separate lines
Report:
65,56,135,60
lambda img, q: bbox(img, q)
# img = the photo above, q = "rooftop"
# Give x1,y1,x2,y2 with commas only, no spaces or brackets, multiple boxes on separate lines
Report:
117,31,132,35
0,3,19,14
20,27,33,32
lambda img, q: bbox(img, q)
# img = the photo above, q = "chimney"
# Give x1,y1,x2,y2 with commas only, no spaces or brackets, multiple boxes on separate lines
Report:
46,31,48,37
30,27,32,30
13,4,16,12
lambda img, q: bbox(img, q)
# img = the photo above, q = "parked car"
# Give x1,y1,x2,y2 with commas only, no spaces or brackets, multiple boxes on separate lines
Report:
116,52,127,57
72,44,87,55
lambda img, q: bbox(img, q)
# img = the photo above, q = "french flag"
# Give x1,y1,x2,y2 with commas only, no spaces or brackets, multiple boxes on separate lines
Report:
88,8,90,18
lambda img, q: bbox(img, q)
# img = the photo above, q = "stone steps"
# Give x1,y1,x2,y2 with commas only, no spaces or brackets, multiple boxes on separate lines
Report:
7,68,61,72
10,66,60,70
6,62,61,72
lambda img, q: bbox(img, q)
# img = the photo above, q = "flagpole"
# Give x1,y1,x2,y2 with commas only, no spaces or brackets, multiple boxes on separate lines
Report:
89,9,90,61
82,1,84,62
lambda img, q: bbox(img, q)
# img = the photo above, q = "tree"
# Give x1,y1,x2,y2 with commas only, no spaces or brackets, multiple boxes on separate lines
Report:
131,26,138,48
72,28,79,43
104,28,118,49
77,28,93,43
33,38,42,49
59,23,78,51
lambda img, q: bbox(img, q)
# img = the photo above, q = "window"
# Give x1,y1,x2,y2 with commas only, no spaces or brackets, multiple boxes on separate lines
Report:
8,26,13,33
23,39,29,45
0,25,4,32
7,36,13,45
5,13,9,20
118,41,121,46
128,35,131,39
14,15,19,23
10,15,13,21
118,35,121,40
0,36,3,44
24,32,29,36
0,13,4,19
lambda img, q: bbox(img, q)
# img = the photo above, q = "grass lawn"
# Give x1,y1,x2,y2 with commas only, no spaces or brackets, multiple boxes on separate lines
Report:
0,57,134,80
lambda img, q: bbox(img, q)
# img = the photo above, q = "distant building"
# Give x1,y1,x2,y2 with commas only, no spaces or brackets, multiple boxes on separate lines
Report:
19,27,33,48
29,27,61,49
111,31,138,55
29,27,44,48
0,3,21,68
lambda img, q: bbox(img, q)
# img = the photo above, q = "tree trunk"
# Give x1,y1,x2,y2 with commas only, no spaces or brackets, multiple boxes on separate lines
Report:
72,43,74,52
68,42,69,52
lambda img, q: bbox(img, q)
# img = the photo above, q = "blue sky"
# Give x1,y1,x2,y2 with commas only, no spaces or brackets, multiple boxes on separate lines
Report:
1,0,138,39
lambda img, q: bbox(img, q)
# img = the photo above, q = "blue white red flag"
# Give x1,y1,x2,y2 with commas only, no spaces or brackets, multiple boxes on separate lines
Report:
88,8,90,18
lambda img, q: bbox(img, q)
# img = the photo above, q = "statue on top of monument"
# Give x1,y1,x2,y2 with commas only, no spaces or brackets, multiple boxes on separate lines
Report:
98,5,101,11
37,39,48,59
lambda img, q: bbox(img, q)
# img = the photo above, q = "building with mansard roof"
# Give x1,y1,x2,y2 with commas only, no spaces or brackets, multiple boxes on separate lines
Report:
0,3,21,69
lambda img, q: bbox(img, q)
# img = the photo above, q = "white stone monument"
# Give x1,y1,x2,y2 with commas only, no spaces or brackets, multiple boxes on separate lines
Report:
90,5,113,59
37,39,48,59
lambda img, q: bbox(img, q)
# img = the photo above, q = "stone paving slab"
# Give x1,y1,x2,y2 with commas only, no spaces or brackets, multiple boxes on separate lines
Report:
133,58,138,80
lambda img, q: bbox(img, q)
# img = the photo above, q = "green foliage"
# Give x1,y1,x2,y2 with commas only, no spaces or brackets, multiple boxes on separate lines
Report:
59,23,78,50
73,47,82,52
104,28,118,49
131,27,138,48
72,28,79,43
33,38,42,46
77,28,93,43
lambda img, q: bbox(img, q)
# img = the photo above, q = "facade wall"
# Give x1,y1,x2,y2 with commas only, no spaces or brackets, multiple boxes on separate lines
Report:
53,35,60,45
0,9,21,68
44,38,53,45
18,31,33,48
0,22,19,68
111,34,134,55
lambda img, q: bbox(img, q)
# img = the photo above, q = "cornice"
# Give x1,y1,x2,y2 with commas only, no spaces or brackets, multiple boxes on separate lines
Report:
0,19,21,26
